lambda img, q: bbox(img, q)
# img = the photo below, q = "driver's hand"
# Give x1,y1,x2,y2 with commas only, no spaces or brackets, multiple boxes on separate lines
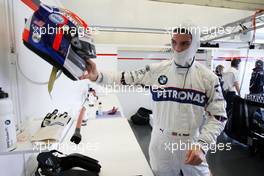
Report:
79,59,99,81
185,144,205,166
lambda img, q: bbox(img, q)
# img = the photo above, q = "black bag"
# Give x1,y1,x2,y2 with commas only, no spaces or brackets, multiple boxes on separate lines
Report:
35,150,101,176
131,107,152,125
224,95,247,142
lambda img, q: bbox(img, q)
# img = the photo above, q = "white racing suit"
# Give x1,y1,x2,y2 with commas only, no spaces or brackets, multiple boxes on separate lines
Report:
95,59,227,176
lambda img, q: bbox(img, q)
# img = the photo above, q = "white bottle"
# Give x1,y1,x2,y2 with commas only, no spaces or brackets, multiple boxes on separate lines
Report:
98,102,103,116
0,88,17,152
88,90,97,107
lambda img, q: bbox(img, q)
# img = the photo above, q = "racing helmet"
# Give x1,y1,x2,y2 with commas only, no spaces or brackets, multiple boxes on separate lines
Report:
22,3,96,81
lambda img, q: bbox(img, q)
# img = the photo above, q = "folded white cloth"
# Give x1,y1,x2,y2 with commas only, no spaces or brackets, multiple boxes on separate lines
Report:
31,125,64,142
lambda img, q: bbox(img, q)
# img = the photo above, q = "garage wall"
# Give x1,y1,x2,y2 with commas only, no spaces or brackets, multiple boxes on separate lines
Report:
0,0,10,95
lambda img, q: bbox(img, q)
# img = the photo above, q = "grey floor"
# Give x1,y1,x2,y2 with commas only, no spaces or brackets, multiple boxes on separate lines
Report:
129,121,264,176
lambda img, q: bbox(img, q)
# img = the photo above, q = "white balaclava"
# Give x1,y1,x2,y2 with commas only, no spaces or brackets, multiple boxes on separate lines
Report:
171,24,200,67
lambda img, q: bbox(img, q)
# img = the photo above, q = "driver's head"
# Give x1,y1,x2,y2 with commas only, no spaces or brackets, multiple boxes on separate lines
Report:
171,28,192,52
171,24,200,67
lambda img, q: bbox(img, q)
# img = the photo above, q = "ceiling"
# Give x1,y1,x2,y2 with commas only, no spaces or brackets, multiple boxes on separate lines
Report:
58,0,263,48
150,0,264,11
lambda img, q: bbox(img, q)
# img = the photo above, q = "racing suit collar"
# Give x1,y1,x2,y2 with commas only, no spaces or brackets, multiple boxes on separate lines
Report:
172,59,195,75
174,56,195,68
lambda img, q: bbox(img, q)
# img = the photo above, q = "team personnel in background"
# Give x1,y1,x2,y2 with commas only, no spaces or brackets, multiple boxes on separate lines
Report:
81,24,226,176
214,65,225,94
249,60,264,94
222,59,241,114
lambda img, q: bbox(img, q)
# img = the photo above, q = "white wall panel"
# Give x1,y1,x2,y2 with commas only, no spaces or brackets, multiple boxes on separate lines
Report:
0,0,10,94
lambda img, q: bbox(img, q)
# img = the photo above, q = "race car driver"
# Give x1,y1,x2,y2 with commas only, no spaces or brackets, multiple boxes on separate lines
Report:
80,24,227,176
